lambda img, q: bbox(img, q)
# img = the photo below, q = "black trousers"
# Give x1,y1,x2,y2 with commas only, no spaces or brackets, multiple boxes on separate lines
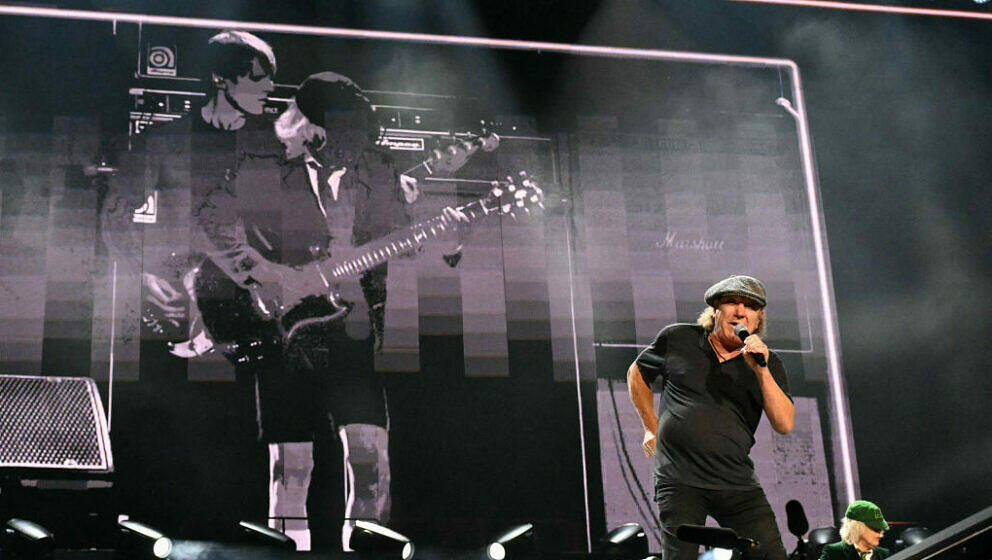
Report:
656,484,787,560
244,324,388,551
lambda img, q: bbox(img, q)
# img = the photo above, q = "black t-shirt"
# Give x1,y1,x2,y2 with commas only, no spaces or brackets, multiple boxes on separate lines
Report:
635,323,791,490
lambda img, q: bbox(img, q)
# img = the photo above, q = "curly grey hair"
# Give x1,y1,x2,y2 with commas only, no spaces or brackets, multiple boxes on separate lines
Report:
840,517,882,546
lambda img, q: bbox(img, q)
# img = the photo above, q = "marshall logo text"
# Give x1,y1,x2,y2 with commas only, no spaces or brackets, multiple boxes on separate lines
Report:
656,231,725,251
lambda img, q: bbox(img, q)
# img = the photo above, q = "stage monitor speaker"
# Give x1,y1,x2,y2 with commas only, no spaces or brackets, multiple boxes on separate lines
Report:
888,505,991,560
0,374,113,472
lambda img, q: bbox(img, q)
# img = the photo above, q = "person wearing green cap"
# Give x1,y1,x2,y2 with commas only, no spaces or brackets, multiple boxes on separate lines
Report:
819,501,891,560
627,274,794,559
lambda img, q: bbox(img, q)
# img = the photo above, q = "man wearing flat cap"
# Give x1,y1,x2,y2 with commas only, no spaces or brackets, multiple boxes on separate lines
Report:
627,275,795,560
820,501,891,560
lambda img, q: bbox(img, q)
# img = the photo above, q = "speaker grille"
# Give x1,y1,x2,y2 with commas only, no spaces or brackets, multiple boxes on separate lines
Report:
0,375,113,471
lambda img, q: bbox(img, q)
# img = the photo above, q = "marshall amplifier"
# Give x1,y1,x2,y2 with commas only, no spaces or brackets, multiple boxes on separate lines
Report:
0,374,113,472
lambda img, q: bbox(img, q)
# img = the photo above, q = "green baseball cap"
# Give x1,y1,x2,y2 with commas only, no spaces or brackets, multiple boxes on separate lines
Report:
845,500,889,531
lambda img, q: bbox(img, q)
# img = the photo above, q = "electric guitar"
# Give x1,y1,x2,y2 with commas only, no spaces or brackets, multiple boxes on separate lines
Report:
193,171,543,365
157,130,500,356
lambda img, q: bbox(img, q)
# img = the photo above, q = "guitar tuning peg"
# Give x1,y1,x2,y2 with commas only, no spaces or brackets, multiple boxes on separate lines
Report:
480,132,500,152
308,244,326,259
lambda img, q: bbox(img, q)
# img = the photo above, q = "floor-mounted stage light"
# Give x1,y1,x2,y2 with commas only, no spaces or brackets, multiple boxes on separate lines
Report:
238,521,296,550
118,519,172,559
676,525,755,554
697,548,733,560
3,518,56,560
596,523,648,560
350,520,415,560
807,526,840,560
487,523,537,560
895,526,933,551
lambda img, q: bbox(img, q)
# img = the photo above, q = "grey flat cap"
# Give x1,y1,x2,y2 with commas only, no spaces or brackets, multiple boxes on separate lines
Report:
704,275,767,308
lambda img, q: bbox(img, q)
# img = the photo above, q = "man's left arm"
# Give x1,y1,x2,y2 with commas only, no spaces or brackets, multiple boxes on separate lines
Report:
742,334,795,434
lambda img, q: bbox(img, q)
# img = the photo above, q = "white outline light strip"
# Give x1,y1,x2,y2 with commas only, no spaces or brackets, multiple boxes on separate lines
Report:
108,260,116,433
0,4,791,68
787,71,858,506
729,0,992,20
0,0,858,517
565,222,592,552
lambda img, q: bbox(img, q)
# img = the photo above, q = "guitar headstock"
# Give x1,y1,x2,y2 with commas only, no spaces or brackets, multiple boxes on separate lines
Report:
421,131,500,175
483,171,545,218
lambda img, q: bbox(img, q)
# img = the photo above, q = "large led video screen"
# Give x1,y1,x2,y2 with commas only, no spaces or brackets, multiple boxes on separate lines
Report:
0,10,855,553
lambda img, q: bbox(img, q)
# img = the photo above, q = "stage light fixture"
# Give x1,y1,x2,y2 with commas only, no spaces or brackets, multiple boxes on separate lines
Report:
238,521,296,550
350,520,415,560
807,526,840,560
118,519,172,559
595,523,648,560
3,518,55,560
698,548,734,560
895,526,933,551
676,525,754,552
486,523,537,560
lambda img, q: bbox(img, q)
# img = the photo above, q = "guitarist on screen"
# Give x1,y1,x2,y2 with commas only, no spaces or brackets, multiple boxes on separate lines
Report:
193,71,468,551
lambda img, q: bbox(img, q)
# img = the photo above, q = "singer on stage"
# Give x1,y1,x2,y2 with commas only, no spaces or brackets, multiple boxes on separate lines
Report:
626,275,794,560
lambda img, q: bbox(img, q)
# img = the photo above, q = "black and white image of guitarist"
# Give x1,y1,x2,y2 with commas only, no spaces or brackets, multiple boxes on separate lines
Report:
97,29,278,534
191,71,542,550
193,71,416,551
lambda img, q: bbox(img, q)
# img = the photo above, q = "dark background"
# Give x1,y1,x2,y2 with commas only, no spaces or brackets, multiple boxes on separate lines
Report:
2,0,990,541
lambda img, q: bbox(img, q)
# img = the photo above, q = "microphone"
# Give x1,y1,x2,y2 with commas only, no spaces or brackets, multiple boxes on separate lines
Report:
785,499,809,538
676,525,758,552
733,323,767,367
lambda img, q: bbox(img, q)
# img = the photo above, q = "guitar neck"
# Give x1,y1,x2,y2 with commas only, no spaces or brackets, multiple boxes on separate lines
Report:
325,196,495,280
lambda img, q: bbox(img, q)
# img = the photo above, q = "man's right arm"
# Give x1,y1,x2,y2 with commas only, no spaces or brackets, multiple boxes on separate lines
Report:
627,362,659,457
